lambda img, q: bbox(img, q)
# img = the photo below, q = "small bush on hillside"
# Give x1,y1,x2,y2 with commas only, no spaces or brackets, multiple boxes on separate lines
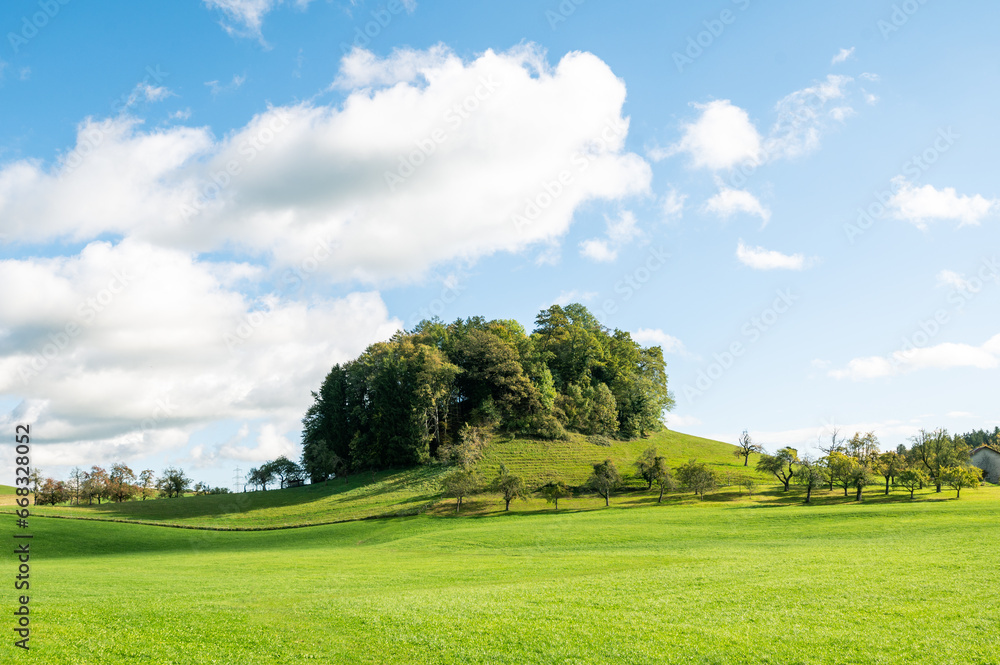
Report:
587,434,612,447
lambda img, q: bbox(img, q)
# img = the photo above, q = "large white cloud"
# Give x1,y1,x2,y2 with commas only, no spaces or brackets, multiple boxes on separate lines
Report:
830,334,1000,380
888,177,997,228
0,239,401,467
0,45,651,284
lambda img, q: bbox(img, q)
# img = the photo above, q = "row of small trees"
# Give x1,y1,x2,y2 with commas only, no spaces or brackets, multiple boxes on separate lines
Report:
438,447,725,512
439,426,989,512
28,464,224,505
753,428,984,503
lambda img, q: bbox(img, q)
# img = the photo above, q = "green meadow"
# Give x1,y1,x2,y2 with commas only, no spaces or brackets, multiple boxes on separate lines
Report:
22,489,1000,664
14,431,1000,663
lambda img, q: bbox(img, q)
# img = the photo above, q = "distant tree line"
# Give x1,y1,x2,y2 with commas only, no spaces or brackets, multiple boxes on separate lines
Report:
28,464,229,506
958,426,1000,451
301,304,675,482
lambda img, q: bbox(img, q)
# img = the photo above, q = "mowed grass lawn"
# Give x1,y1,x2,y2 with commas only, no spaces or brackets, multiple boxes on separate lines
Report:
25,488,1000,664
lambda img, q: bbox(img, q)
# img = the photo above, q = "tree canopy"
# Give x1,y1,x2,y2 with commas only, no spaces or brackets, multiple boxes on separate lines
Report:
301,305,675,476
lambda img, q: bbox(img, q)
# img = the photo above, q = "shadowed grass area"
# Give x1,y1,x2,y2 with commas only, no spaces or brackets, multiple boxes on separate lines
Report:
29,466,449,528
26,488,1000,664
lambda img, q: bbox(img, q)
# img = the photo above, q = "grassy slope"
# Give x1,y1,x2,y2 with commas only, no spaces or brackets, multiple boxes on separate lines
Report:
479,427,760,488
29,429,762,527
28,489,1000,664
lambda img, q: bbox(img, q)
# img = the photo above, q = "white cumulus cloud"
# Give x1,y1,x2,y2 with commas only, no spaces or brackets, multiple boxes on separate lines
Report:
666,100,762,170
888,177,997,228
0,45,651,284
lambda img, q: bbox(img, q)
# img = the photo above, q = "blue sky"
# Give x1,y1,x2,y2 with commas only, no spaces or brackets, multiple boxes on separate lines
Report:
1,0,998,487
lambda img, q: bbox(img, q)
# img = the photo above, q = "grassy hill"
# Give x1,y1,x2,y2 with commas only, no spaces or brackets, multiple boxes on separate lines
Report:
27,428,762,528
31,490,1000,664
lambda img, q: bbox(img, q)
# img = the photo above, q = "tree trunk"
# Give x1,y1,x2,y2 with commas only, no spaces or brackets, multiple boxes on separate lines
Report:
843,487,848,497
554,498,559,510
743,456,748,466
604,494,609,507
456,498,461,513
658,486,664,503
935,482,941,493
909,489,915,499
956,487,960,499
783,479,790,491
504,498,511,511
856,486,863,501
805,486,812,503
885,477,890,495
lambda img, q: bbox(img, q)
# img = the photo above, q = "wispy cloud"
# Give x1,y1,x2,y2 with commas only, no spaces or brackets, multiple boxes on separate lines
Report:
831,47,855,65
703,182,770,225
736,241,811,270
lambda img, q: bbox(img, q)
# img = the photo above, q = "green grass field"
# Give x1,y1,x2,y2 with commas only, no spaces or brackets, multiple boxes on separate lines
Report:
20,488,1000,664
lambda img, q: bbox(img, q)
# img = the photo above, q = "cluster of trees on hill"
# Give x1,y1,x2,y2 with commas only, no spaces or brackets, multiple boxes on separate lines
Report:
246,456,305,490
301,304,675,481
27,465,228,505
754,428,985,503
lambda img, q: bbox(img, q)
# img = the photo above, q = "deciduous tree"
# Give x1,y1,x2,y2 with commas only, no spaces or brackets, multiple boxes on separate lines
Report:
734,430,764,466
939,465,980,499
896,468,928,499
587,459,621,506
676,460,717,498
795,458,827,504
539,481,571,510
158,467,191,498
108,463,137,503
756,448,798,491
441,469,478,513
876,451,906,495
492,466,527,511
